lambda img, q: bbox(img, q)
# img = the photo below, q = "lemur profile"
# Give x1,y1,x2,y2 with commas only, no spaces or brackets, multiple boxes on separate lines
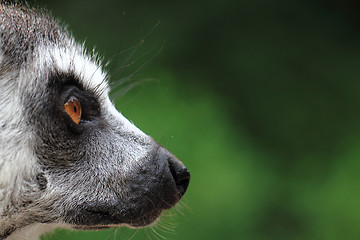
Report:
0,3,190,240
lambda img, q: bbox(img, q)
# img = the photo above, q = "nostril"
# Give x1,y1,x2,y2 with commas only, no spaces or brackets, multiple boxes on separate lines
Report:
156,146,190,202
168,157,190,197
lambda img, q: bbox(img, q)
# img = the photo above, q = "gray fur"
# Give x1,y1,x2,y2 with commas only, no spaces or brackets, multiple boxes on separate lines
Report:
0,3,190,240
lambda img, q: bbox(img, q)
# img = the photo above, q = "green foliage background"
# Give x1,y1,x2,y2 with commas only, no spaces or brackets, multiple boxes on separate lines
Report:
30,0,360,239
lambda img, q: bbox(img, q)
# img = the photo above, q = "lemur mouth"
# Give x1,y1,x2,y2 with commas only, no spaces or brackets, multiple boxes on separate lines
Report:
71,207,163,229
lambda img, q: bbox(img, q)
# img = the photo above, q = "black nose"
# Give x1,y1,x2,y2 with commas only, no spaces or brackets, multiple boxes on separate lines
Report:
157,147,190,199
168,154,190,197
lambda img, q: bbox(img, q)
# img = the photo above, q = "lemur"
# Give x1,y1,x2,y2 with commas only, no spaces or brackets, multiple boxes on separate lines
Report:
0,3,190,240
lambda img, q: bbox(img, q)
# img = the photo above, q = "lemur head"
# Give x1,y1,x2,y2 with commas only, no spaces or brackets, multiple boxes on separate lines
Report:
0,3,190,239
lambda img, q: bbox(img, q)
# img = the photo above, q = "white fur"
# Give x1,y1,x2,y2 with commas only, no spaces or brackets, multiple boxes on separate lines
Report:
0,70,39,216
8,224,71,240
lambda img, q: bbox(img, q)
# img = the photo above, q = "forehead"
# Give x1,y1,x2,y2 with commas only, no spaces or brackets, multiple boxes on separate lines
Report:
0,3,109,96
0,4,64,66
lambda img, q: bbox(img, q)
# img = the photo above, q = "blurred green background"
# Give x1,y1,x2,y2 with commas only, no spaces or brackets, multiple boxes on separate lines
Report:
29,0,360,239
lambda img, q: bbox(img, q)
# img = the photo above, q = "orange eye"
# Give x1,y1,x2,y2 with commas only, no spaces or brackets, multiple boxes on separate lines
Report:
64,96,82,125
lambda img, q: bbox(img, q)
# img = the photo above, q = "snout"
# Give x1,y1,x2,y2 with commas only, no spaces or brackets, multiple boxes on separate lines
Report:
123,146,190,226
68,145,190,228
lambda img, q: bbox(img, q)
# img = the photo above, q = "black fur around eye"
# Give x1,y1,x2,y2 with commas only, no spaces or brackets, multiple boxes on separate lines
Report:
59,84,102,133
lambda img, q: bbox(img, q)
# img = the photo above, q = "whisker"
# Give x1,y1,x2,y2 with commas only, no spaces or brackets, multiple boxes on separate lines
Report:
111,39,145,83
110,43,162,91
159,197,186,217
144,227,153,240
103,21,163,104
151,226,166,240
112,19,161,84
177,200,193,214
175,207,185,216
155,220,176,234
109,21,162,85
111,78,154,101
160,211,177,218
103,42,146,81
126,229,139,240
103,228,117,240
112,228,118,240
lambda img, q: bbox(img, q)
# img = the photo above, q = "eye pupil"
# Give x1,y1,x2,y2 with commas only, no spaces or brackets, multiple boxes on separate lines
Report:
74,106,77,113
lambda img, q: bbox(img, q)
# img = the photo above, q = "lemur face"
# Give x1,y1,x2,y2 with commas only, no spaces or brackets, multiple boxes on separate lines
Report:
0,4,189,238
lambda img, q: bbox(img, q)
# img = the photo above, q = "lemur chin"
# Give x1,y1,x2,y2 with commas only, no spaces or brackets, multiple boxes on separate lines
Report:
0,3,190,240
